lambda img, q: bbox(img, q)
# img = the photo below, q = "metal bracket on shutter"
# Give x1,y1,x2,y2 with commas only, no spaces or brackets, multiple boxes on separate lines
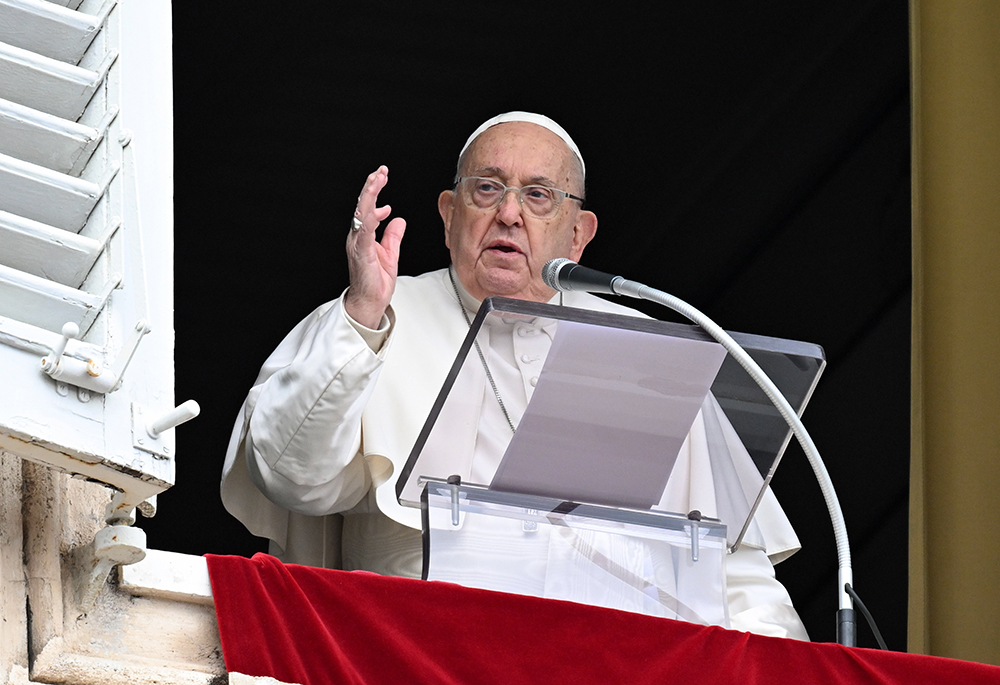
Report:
131,400,200,459
41,319,150,395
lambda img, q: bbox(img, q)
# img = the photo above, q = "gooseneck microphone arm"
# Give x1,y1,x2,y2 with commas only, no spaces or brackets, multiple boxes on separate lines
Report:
543,258,856,647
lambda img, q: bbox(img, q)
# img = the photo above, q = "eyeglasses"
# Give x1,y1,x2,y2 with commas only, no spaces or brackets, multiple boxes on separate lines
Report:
455,176,585,219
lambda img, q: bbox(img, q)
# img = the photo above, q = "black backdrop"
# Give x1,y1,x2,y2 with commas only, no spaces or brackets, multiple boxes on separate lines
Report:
153,0,911,649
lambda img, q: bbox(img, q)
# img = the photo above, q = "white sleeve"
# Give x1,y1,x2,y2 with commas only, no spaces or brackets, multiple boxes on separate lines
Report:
726,544,810,640
240,296,394,516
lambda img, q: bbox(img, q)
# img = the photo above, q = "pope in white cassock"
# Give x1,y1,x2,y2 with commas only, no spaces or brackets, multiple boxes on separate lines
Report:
221,112,810,640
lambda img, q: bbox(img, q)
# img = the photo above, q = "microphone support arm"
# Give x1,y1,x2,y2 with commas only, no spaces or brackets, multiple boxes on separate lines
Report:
607,276,856,647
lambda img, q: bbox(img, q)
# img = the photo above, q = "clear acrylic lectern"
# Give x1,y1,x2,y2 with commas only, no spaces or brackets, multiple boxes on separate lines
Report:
396,297,825,627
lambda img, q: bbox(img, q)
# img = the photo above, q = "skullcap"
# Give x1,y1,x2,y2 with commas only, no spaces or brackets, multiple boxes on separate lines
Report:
458,111,585,177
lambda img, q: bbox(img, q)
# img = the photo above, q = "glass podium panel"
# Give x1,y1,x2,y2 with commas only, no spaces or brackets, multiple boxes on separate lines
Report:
422,480,729,627
397,296,826,551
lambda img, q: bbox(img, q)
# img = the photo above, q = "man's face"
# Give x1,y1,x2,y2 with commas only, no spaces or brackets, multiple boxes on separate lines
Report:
438,122,597,303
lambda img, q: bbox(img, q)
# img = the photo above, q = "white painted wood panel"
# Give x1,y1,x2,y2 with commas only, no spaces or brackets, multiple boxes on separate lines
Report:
45,0,82,10
0,38,114,120
0,96,115,175
31,0,83,10
0,0,114,65
0,150,116,230
0,0,178,526
0,209,117,287
0,261,117,333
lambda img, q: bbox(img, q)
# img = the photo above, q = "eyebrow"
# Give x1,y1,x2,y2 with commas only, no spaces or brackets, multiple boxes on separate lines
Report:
472,166,559,188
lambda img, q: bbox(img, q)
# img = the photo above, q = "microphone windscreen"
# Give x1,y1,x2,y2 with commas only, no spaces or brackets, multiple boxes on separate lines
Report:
542,258,575,291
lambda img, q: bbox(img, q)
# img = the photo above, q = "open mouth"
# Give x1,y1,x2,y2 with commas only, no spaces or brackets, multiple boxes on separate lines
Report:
486,240,522,255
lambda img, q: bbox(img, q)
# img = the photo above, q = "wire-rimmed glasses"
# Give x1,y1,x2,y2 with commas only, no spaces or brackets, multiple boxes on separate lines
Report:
455,176,585,219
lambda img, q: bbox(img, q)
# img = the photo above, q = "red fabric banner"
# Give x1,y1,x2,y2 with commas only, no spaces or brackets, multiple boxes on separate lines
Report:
207,553,1000,685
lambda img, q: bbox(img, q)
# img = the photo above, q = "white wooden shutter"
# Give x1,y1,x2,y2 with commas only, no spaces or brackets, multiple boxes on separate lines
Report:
0,0,180,522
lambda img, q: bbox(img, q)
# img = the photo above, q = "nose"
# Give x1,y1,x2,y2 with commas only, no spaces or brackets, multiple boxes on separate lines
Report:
495,188,523,226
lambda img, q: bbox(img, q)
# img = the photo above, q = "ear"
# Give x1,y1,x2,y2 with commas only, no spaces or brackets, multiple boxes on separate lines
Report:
569,209,598,262
438,189,455,249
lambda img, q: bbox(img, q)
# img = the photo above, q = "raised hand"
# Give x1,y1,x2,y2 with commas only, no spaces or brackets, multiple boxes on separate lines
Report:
344,166,407,329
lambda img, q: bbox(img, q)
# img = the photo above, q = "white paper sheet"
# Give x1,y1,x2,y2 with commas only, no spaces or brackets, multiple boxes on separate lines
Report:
490,320,727,508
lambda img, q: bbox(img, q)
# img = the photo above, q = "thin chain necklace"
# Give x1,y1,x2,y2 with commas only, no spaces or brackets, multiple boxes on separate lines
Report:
448,267,517,434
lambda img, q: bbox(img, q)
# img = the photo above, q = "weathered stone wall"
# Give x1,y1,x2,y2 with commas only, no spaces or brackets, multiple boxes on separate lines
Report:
1,452,224,684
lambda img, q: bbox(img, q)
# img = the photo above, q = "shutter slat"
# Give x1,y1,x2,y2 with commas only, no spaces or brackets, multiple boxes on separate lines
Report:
35,0,83,10
0,261,119,334
0,97,115,175
0,39,116,120
0,209,118,286
0,0,115,65
0,151,117,231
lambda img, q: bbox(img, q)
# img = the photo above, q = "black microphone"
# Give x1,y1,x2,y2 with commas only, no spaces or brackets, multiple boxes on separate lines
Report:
542,258,622,294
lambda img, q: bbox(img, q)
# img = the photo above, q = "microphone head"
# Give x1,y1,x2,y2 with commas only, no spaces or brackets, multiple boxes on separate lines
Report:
542,258,575,291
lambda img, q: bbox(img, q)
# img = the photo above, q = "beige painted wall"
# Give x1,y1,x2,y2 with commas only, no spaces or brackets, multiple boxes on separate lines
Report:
910,0,1000,665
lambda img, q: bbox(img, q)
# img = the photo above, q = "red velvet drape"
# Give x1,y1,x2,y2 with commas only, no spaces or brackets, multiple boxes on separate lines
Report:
207,553,1000,685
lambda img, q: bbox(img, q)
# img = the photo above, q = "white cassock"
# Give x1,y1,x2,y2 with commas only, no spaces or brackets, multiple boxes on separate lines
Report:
221,266,809,640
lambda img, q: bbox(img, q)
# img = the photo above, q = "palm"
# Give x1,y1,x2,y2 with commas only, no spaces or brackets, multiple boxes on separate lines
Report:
344,166,406,329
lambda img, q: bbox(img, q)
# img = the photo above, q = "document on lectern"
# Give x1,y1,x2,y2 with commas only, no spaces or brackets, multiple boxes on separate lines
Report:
489,320,728,509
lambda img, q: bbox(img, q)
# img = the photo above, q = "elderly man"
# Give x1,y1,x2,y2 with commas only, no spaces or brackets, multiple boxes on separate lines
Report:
221,112,808,639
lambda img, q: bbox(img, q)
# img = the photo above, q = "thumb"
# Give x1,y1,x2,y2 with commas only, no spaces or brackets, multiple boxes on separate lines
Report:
381,217,406,262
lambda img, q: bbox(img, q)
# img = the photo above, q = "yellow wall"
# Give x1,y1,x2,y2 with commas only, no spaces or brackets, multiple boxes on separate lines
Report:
910,0,1000,664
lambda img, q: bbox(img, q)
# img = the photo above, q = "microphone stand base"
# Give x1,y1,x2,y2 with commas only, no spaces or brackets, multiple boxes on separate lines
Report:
837,608,857,647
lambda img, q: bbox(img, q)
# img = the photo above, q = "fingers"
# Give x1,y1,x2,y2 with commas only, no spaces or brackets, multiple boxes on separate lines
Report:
371,203,393,226
353,165,390,235
343,167,405,329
